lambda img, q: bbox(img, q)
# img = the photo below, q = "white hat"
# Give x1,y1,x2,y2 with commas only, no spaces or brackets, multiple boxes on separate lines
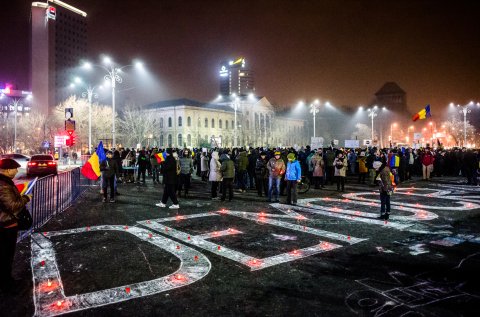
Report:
373,161,382,170
360,151,365,157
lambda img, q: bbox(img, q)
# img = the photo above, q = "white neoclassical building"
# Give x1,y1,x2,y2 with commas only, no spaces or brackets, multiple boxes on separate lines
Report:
142,96,306,148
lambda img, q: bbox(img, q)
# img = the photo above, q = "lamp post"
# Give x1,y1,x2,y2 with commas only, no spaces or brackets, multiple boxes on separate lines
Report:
83,57,143,148
71,77,100,153
390,122,397,146
8,98,23,153
454,101,479,147
367,106,379,144
231,94,240,147
309,99,320,138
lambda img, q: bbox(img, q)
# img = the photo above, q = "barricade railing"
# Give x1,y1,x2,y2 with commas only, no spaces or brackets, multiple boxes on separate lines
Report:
18,167,93,241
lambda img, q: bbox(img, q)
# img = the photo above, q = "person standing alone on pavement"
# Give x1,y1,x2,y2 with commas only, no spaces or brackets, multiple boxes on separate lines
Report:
0,159,32,294
374,160,393,220
156,149,180,209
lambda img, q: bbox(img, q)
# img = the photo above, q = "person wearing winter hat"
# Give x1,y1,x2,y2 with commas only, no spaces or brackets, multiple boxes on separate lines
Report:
333,151,347,191
266,151,285,202
374,159,393,220
0,159,31,293
156,148,180,209
285,153,301,205
254,152,269,197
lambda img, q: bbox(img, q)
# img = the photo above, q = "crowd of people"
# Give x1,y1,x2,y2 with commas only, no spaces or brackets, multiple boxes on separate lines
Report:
97,145,480,206
0,145,479,294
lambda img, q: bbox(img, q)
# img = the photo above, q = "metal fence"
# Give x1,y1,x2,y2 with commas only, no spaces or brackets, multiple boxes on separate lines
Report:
19,167,93,241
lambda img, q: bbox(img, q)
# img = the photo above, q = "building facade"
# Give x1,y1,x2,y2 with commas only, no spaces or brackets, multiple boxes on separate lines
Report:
219,57,255,97
142,97,306,148
31,0,87,115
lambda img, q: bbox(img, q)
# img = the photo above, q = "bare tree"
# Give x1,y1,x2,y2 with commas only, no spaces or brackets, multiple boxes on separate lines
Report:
118,103,157,148
351,123,372,141
16,110,48,153
51,95,114,150
441,117,476,146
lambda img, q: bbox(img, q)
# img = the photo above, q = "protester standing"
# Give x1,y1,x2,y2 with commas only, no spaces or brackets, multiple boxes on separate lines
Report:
156,149,180,209
267,151,286,202
100,151,120,203
220,153,235,202
333,151,347,191
0,159,31,293
209,151,222,200
285,153,302,205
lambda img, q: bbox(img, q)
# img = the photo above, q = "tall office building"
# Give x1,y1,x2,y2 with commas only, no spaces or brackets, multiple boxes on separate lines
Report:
219,57,254,97
31,0,87,115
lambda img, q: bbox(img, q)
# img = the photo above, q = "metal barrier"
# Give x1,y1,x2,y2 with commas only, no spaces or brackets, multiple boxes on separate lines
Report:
18,167,93,241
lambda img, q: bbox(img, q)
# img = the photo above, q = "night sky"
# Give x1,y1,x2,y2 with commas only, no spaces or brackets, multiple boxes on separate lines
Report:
2,0,479,113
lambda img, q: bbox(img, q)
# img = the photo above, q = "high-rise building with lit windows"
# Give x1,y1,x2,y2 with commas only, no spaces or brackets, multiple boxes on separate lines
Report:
219,57,254,97
30,0,87,115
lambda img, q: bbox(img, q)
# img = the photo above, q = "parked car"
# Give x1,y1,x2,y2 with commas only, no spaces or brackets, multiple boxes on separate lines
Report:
0,153,31,169
27,154,58,177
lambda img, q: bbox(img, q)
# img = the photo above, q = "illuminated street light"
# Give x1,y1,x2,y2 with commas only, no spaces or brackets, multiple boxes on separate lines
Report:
82,56,144,148
309,99,320,138
70,77,102,153
9,98,23,153
453,101,479,147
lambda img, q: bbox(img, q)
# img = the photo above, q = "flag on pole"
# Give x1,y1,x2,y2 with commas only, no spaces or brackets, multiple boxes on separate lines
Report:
15,177,38,195
154,151,167,164
412,104,432,121
81,141,107,180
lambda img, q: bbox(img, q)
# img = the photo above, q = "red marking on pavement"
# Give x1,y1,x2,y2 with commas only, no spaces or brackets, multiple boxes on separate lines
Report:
40,260,45,267
291,250,301,256
43,232,48,236
176,245,180,250
124,226,129,230
147,220,151,224
148,233,153,238
194,255,199,261
248,258,262,266
176,215,184,221
187,236,191,240
217,246,221,251
125,287,131,294
347,236,351,240
174,274,185,281
165,228,169,232
56,301,63,307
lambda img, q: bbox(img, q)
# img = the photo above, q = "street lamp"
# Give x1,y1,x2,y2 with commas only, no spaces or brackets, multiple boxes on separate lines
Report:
390,122,397,146
83,57,143,148
8,98,24,153
231,94,240,147
308,99,320,138
452,101,479,147
367,106,379,144
70,77,101,153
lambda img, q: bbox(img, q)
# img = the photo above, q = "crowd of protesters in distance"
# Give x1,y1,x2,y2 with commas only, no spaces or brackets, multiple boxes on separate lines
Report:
94,144,479,207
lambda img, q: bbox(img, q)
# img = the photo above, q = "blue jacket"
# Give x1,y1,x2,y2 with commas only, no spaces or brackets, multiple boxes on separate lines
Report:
286,160,302,181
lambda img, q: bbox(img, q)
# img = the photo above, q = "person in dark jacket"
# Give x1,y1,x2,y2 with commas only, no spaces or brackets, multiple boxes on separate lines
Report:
220,153,235,201
254,152,269,197
100,151,120,202
136,150,149,183
0,159,31,293
156,149,180,209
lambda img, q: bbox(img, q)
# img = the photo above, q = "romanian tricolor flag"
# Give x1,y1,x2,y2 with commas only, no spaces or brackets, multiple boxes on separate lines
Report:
412,104,432,121
81,141,107,180
16,179,35,195
154,151,167,164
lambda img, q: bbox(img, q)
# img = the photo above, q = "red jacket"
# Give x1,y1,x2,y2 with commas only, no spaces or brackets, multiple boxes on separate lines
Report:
422,152,435,166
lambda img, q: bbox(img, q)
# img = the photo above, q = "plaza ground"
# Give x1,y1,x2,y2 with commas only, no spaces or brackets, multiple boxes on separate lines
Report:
2,175,480,316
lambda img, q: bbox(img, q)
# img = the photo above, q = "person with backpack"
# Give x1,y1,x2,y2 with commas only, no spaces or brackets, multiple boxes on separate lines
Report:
374,159,394,220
